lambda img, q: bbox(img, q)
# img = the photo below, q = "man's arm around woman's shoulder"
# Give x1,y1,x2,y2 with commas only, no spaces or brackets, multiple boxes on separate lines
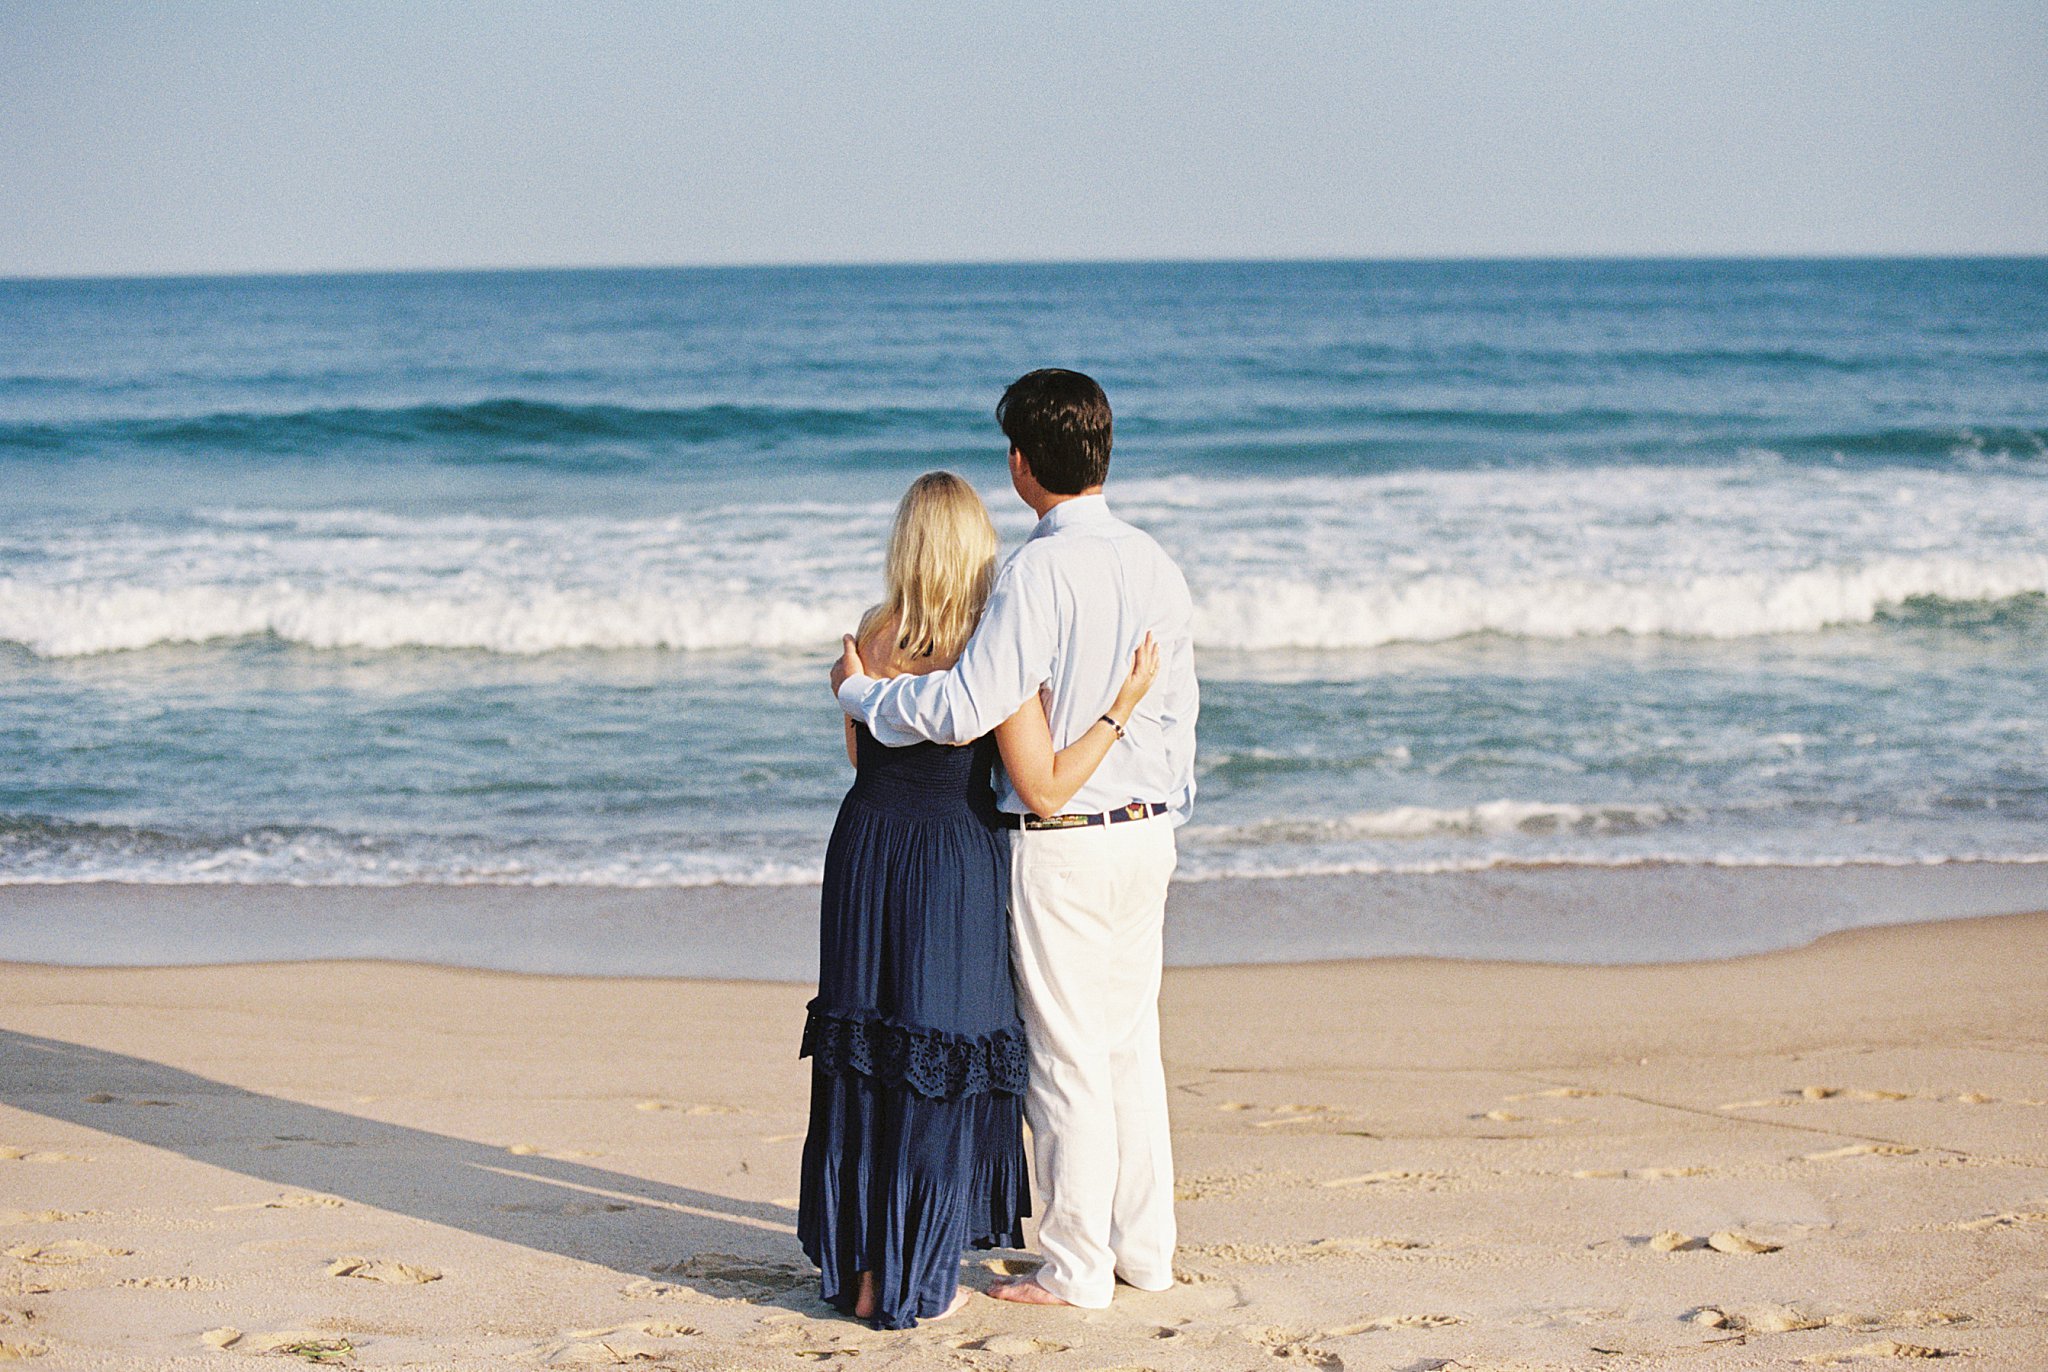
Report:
834,553,1059,746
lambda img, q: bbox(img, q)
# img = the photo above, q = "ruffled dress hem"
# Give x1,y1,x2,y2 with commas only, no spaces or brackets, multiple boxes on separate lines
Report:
800,998,1030,1100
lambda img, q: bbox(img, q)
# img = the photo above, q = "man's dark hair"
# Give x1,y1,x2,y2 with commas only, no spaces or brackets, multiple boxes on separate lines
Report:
997,368,1112,495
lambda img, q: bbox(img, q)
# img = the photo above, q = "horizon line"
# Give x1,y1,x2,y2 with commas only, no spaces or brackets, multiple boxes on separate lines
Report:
6,248,2048,287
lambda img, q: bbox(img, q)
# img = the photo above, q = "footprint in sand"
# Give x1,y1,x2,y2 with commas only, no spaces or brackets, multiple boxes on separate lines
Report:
649,1252,806,1298
1803,1144,1918,1161
1326,1314,1462,1335
1478,1106,1588,1124
1631,1165,1712,1180
618,1278,714,1304
215,1193,345,1212
1726,1085,1915,1111
118,1275,224,1290
758,1324,863,1358
493,1201,633,1216
1646,1228,1780,1254
200,1327,242,1349
4,1241,132,1265
1236,1327,1344,1366
1750,1306,1830,1333
1649,1231,1707,1251
0,1149,85,1165
243,1332,357,1359
1506,1086,1603,1101
546,1337,659,1365
758,1132,804,1144
0,1213,77,1226
1891,1311,1970,1328
326,1256,440,1284
0,1341,49,1360
956,1335,1072,1355
1322,1169,1445,1188
1951,1092,1995,1105
1949,1208,2048,1231
1796,1340,1948,1363
1183,1237,1420,1266
1707,1229,1782,1254
1689,1305,1826,1333
557,1318,700,1343
1176,1169,1306,1201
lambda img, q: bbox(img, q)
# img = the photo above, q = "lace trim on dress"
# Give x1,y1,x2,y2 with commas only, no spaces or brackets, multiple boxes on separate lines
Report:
800,999,1030,1100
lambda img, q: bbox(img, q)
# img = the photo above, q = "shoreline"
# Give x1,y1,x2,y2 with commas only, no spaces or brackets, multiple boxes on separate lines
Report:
6,858,2048,979
4,900,2048,983
4,908,2045,1366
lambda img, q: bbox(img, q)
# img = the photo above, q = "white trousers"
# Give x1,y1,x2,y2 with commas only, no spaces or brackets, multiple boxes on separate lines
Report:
1008,815,1178,1307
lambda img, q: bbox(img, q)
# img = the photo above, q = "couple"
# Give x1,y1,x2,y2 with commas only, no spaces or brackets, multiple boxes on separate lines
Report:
799,368,1199,1329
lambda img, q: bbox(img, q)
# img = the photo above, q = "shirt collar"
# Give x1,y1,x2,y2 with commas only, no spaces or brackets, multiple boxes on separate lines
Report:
1027,493,1113,542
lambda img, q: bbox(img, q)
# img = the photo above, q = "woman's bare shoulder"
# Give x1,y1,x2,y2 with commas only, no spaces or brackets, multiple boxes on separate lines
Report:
856,613,908,679
857,612,957,678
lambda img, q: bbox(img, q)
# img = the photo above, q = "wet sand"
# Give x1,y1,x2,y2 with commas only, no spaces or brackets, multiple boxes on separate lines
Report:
6,859,2048,976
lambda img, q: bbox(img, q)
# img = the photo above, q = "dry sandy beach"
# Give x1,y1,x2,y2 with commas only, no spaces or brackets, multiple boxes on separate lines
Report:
3,904,2046,1369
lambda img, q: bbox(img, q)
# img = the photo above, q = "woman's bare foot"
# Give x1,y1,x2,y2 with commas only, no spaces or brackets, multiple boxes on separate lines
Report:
987,1277,1071,1306
852,1270,878,1319
926,1286,973,1322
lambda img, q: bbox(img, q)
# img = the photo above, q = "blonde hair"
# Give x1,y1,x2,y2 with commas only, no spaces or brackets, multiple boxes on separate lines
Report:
858,471,998,664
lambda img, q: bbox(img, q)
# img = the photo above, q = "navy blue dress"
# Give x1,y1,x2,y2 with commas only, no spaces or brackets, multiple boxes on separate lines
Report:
798,723,1031,1329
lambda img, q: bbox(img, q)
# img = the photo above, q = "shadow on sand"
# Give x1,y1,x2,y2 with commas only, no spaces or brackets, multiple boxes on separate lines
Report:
0,1027,841,1310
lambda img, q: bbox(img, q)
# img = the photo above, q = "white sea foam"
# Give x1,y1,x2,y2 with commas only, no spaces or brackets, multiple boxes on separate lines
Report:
0,580,865,656
6,841,2044,888
1186,800,1678,845
4,462,2047,656
4,553,2042,657
1189,555,2048,650
1168,849,2048,882
0,822,826,888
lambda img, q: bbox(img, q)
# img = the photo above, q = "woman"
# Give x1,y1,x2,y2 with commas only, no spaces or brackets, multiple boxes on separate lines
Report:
797,470,1158,1329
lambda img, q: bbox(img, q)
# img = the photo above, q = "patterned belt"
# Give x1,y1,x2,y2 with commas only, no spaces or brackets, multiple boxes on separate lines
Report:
1001,801,1169,831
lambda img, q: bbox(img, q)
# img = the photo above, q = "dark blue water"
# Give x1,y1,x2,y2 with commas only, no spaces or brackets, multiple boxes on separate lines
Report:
3,259,2046,908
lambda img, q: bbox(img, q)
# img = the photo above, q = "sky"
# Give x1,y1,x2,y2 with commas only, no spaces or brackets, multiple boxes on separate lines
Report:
3,1,2044,278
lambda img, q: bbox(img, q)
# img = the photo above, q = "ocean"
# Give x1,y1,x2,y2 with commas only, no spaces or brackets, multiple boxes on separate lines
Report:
3,259,2046,966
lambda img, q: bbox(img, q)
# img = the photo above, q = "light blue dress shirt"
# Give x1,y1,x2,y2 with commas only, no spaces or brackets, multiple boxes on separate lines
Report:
836,494,1199,825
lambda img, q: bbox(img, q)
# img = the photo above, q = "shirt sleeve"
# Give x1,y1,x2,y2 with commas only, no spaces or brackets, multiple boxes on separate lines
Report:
836,552,1059,746
1154,597,1201,826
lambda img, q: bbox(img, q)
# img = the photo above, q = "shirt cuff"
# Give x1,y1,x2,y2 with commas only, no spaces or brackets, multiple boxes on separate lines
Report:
836,673,876,718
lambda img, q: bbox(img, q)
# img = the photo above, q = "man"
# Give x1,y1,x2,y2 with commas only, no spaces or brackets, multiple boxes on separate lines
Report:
831,368,1199,1310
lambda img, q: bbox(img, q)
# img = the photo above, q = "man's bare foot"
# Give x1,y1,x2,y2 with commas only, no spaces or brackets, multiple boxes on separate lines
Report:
852,1270,878,1319
926,1286,973,1322
988,1277,1071,1306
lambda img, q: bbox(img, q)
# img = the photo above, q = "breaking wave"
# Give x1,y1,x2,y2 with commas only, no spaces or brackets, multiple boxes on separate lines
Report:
5,556,2043,657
